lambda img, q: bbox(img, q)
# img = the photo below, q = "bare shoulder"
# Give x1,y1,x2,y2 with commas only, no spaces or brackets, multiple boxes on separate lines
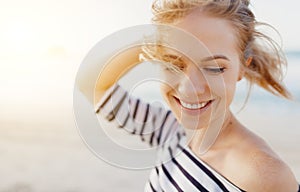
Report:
231,132,299,192
244,149,298,191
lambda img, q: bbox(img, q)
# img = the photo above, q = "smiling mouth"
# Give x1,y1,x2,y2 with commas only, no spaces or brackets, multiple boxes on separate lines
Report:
174,97,213,110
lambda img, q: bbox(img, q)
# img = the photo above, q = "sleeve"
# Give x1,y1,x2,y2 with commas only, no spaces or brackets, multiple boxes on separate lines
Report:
95,84,181,147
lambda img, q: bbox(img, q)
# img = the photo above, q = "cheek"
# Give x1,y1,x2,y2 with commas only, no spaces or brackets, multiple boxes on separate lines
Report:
160,83,176,108
160,84,182,120
160,70,183,83
225,82,237,104
206,73,238,102
160,84,169,100
159,70,182,95
223,73,238,104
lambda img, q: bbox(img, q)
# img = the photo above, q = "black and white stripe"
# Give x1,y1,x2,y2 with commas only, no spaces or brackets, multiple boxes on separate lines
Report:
95,84,179,147
96,84,246,192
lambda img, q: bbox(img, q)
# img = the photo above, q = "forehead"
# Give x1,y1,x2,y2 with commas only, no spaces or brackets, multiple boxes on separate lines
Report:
174,10,239,60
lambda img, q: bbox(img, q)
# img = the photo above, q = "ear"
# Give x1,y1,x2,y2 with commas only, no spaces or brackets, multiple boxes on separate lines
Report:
245,56,253,67
237,57,252,81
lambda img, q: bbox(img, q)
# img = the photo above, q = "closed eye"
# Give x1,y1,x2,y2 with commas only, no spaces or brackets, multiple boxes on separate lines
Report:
203,67,226,74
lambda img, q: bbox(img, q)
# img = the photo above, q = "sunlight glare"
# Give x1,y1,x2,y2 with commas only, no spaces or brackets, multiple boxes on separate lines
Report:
0,19,44,57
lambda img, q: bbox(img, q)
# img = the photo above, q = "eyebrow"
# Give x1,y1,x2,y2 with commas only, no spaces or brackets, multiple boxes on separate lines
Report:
200,55,230,62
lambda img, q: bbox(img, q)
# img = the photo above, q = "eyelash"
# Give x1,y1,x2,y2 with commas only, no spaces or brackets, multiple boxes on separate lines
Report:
164,66,226,76
203,67,226,74
160,54,226,74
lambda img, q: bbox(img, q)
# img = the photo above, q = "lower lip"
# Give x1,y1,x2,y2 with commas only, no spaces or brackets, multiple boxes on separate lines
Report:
175,98,213,116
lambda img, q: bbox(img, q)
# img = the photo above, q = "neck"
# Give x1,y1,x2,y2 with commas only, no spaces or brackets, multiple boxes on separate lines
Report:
186,111,235,155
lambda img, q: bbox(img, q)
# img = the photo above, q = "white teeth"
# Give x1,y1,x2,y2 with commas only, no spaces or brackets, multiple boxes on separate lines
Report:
180,100,209,109
192,104,198,109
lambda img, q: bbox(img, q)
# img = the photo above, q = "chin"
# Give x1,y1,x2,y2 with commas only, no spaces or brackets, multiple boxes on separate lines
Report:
180,114,210,130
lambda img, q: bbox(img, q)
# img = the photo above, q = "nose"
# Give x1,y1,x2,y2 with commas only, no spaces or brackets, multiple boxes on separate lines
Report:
178,66,208,98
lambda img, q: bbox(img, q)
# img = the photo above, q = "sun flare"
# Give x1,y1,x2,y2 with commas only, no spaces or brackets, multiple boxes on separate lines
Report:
0,19,45,57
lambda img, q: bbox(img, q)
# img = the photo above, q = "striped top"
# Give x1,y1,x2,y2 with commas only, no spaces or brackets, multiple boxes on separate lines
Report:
95,84,246,192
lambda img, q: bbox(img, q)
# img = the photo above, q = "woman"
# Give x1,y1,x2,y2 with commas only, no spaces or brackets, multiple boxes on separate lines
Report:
77,0,299,191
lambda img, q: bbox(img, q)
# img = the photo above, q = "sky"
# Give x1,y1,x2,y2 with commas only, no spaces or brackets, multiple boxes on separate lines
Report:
0,0,299,60
0,0,299,109
0,0,153,59
250,0,300,51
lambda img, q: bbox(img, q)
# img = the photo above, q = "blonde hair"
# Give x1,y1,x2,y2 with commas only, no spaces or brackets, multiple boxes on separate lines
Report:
144,0,291,99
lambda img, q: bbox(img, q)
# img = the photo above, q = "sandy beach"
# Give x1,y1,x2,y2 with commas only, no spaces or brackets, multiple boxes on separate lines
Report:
1,86,300,192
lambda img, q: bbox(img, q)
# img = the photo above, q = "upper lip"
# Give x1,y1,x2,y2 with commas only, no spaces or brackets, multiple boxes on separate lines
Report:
173,96,213,105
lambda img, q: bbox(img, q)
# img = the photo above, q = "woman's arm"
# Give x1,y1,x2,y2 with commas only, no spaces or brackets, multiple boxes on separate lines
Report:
75,45,142,105
76,43,182,147
94,46,142,105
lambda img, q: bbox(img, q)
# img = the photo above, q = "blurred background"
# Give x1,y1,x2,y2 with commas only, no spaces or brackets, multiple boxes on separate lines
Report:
0,0,299,191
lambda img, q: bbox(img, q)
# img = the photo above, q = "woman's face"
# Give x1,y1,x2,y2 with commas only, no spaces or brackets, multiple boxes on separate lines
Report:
160,11,243,130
